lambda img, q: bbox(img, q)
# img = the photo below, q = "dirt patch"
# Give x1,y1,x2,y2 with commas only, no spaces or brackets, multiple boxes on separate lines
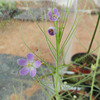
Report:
0,14,100,63
0,20,54,63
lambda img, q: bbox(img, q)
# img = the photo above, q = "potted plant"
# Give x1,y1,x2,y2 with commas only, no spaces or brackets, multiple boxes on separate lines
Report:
71,12,100,74
71,53,97,74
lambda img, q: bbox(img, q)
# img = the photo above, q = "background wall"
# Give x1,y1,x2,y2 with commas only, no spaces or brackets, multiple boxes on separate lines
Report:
5,0,100,9
93,0,100,7
79,0,100,9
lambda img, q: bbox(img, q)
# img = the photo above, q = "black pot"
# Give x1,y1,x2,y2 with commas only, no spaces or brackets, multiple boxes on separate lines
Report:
71,53,97,74
84,83,100,100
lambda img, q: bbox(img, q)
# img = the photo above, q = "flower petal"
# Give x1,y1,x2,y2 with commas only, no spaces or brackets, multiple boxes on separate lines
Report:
56,12,60,17
48,10,54,21
49,16,53,21
34,60,41,68
30,68,37,77
17,58,27,66
19,67,29,76
53,8,58,14
27,53,34,62
48,10,52,17
53,8,59,20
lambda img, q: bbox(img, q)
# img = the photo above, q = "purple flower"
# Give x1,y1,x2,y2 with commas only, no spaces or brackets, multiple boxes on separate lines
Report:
48,8,60,21
17,53,41,77
48,27,56,36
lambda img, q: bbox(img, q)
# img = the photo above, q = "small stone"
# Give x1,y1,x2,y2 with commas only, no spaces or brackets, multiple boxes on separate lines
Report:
1,64,9,72
3,87,6,90
64,81,67,85
91,64,96,70
73,95,77,99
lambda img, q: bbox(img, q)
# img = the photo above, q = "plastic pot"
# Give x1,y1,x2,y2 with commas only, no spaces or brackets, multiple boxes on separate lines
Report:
71,53,97,74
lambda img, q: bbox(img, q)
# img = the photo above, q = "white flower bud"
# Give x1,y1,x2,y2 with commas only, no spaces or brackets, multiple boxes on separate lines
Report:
73,95,77,99
64,81,67,85
91,64,96,70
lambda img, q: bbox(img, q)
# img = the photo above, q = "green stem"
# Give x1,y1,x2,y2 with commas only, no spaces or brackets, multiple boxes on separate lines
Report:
55,45,59,100
90,48,100,100
55,22,60,100
90,70,97,100
87,13,100,53
52,75,55,88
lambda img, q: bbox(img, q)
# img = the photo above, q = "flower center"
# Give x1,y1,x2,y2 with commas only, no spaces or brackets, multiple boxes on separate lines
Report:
50,29,54,33
27,63,31,67
53,14,57,19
